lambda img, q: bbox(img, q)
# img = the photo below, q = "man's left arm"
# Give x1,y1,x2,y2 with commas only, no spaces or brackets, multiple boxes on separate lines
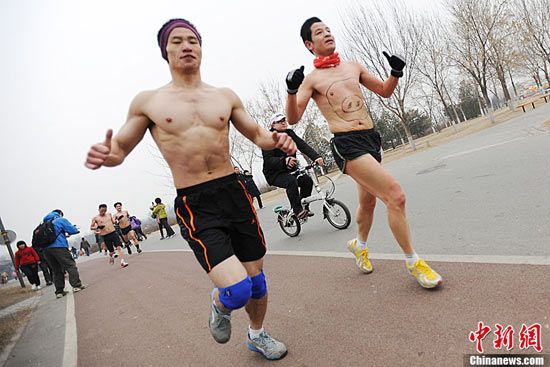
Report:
357,63,397,98
226,89,297,155
356,52,405,98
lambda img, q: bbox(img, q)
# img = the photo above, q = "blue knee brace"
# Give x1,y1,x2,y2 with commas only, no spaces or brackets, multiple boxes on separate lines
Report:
218,276,252,310
250,271,267,299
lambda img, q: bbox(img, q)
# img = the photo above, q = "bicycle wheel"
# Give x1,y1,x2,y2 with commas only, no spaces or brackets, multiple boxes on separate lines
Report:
278,212,301,237
323,199,351,230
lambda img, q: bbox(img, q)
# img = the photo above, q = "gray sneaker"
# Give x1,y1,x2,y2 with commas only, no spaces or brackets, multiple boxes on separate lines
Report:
73,284,88,293
246,331,288,360
208,289,231,343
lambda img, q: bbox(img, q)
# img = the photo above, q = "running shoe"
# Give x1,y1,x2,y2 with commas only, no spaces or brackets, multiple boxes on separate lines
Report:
73,284,88,293
208,289,232,343
406,259,442,288
347,239,373,273
121,260,129,268
246,331,288,360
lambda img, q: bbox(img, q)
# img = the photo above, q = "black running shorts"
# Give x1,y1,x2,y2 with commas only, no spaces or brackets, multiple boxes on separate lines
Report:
330,129,382,173
103,231,122,253
120,226,132,236
174,174,267,273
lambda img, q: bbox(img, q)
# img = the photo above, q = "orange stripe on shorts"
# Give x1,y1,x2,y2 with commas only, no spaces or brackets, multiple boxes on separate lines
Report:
176,205,212,272
237,181,266,249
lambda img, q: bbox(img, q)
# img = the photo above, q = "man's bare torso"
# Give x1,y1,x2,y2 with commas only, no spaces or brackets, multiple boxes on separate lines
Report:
308,62,374,133
92,213,115,235
115,210,130,228
141,84,234,188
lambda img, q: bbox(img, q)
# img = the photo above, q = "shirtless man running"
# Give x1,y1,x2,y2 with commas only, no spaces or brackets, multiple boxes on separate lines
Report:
285,17,442,289
91,204,129,267
114,202,142,253
85,18,295,360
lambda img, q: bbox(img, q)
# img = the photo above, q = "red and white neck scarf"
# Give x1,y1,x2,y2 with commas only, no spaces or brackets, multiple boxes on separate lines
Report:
313,52,340,69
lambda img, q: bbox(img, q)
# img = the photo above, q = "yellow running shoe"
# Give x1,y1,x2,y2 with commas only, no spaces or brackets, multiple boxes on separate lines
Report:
347,239,373,274
406,259,442,288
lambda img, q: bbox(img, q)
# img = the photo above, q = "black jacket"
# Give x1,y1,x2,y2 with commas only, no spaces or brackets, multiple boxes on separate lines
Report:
243,174,261,197
262,129,321,184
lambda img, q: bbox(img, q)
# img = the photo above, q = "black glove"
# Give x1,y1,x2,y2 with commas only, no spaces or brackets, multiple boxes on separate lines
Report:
382,51,406,78
286,66,305,94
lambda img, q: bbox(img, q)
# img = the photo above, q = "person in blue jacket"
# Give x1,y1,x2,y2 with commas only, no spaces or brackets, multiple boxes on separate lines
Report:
42,209,87,298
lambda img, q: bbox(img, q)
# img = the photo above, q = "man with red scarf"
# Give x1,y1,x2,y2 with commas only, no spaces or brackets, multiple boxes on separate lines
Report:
285,17,442,289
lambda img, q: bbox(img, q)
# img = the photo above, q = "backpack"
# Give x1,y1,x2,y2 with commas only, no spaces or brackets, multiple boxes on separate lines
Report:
32,220,59,248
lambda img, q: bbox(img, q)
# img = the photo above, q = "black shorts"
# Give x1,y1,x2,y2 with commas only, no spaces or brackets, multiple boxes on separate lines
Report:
174,174,267,273
330,129,382,173
120,226,132,236
103,231,122,253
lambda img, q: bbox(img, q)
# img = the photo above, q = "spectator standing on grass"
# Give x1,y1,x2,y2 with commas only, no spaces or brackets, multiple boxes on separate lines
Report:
14,240,42,290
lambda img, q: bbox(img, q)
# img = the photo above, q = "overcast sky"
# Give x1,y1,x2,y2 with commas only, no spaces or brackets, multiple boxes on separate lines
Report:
0,0,436,258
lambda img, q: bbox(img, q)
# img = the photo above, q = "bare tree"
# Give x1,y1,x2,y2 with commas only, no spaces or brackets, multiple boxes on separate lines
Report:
516,0,550,85
447,0,511,123
340,0,423,150
485,2,518,107
515,0,550,78
416,14,462,129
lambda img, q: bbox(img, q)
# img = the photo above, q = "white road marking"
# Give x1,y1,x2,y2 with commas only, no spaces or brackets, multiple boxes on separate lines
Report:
63,291,78,367
145,249,550,265
438,137,524,160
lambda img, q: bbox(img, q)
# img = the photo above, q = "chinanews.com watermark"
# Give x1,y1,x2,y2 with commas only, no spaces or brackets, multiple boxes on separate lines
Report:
464,354,547,366
464,321,546,366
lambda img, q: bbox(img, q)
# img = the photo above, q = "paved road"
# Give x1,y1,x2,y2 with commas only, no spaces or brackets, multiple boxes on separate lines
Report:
4,104,550,367
258,103,550,258
75,252,549,367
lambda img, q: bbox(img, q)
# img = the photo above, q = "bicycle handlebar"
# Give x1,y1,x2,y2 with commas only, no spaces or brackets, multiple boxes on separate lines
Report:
292,161,325,176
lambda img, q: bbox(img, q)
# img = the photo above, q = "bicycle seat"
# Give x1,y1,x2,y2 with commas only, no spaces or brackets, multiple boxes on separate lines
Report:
273,205,284,213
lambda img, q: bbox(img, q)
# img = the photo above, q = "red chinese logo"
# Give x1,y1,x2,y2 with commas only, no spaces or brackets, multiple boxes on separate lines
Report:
493,324,514,350
519,323,543,352
469,322,543,353
469,322,492,353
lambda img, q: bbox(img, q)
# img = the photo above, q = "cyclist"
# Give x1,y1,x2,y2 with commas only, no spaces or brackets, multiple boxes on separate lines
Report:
262,113,324,219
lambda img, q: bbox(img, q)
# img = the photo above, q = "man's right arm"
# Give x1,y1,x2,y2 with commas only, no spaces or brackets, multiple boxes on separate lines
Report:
285,66,314,125
85,91,152,169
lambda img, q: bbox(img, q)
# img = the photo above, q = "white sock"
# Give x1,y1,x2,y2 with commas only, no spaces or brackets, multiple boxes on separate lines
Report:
405,252,419,266
356,238,368,250
248,326,264,339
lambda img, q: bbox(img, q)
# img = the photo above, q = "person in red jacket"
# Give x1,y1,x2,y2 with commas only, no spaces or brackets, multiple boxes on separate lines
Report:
15,240,42,290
